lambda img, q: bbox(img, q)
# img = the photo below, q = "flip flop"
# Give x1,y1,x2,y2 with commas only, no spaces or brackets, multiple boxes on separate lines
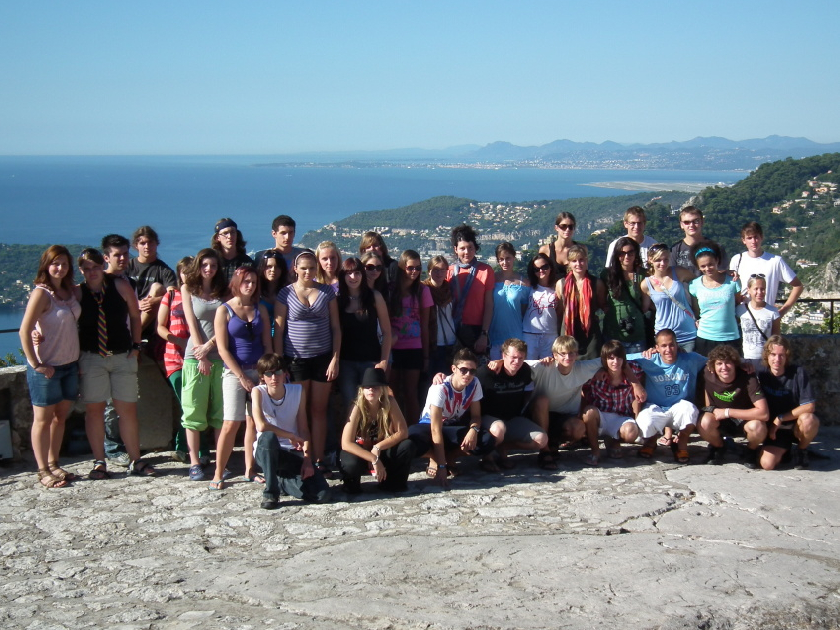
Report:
657,435,673,447
246,473,266,484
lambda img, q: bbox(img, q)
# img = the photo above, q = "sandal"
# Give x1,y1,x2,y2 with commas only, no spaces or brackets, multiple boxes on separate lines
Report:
638,444,656,459
208,479,225,490
584,453,600,467
37,468,68,489
657,435,673,447
89,460,111,480
245,473,266,484
48,461,77,482
129,460,157,477
674,448,690,464
480,457,502,473
426,465,438,478
537,451,558,471
498,457,516,470
607,447,623,459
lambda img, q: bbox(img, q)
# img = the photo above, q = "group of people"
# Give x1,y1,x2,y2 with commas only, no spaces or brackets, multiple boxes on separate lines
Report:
19,205,820,508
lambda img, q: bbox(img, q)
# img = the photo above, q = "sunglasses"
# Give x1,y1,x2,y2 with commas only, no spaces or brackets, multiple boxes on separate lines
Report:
557,223,575,230
365,264,383,272
456,366,477,376
534,265,550,273
263,370,284,378
750,273,766,279
618,250,635,257
405,265,422,272
681,219,701,226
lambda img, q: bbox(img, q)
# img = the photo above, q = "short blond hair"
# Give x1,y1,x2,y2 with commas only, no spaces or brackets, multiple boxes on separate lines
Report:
551,335,579,355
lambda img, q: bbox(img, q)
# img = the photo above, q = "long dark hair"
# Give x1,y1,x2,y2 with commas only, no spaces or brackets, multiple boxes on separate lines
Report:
257,249,288,300
338,257,376,314
527,253,558,287
390,250,424,317
607,237,642,299
185,248,227,298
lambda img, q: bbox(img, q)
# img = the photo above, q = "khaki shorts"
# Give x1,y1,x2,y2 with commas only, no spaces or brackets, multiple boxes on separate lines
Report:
79,351,138,404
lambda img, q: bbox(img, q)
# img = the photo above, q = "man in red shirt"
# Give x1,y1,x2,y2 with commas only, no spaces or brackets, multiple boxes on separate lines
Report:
447,224,495,356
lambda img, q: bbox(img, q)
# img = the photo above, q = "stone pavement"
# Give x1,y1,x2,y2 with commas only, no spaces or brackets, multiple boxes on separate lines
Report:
1,430,839,630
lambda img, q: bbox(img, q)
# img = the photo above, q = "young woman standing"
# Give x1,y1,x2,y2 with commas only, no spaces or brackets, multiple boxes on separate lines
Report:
688,241,742,356
389,250,433,425
539,211,577,276
211,266,272,489
315,240,341,293
275,251,341,477
423,255,457,376
522,253,562,360
640,243,697,352
489,242,529,361
601,237,651,354
738,274,780,360
558,245,606,360
19,246,81,488
180,249,228,480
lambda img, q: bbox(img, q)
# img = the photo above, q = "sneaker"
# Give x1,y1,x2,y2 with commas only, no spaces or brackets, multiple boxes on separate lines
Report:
189,464,205,481
198,455,212,467
794,449,810,470
107,452,130,467
172,450,188,464
260,496,280,510
705,445,726,465
742,448,759,470
342,479,362,495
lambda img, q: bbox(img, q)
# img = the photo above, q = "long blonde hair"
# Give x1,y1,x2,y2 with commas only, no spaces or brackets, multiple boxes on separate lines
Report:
354,386,393,442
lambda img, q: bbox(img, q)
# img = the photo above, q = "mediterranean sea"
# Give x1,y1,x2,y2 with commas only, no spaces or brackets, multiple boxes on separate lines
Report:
0,155,745,356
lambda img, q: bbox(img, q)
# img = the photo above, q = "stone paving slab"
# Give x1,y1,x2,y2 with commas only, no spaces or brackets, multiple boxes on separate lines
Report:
1,429,839,629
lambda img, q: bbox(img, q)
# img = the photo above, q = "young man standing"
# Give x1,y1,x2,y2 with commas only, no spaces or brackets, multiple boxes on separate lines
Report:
629,329,707,464
477,338,548,470
698,345,769,468
729,221,803,316
605,206,658,267
408,348,497,487
101,234,137,467
251,354,331,509
447,224,495,356
255,214,304,278
669,206,727,275
127,226,178,337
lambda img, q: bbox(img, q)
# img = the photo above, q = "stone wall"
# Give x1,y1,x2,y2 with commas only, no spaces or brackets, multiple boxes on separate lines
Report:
1,334,838,461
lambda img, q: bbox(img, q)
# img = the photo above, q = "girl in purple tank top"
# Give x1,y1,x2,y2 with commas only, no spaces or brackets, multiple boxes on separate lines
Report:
211,266,272,489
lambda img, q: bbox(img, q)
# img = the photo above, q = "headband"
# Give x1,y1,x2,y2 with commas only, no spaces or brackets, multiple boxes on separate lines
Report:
694,247,714,258
215,219,238,233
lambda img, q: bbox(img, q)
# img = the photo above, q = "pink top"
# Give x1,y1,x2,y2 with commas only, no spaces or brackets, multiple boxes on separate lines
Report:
391,285,433,350
34,285,81,366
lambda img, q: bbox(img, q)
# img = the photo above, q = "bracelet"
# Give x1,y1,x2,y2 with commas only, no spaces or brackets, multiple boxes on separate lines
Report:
438,464,447,469
372,455,379,466
372,445,380,453
725,408,730,419
470,425,480,433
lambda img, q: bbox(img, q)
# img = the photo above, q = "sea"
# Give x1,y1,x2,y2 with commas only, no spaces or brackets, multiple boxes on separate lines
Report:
0,155,745,357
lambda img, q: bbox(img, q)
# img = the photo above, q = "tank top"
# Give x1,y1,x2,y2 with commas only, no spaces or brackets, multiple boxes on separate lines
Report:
339,307,381,362
78,275,132,354
645,270,697,344
253,383,303,453
277,284,335,358
185,294,223,360
33,285,81,366
223,303,265,367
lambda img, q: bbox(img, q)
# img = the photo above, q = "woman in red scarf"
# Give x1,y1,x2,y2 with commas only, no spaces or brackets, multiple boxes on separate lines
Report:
559,245,606,360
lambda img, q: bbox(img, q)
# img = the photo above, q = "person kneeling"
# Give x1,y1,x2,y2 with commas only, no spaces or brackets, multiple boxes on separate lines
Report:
339,367,416,494
251,353,332,509
581,341,645,466
408,348,496,487
698,345,769,468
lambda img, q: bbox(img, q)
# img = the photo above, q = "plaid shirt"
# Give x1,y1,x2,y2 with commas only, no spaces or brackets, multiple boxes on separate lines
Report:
582,361,643,416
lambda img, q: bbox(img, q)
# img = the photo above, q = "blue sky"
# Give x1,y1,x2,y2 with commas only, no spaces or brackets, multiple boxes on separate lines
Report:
2,1,838,154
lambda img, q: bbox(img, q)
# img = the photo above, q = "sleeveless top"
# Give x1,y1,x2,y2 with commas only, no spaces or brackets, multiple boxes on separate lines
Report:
185,294,223,360
277,284,335,358
523,285,558,335
33,285,81,366
161,289,187,377
645,270,697,344
223,303,265,367
340,306,381,362
253,383,303,453
78,275,132,354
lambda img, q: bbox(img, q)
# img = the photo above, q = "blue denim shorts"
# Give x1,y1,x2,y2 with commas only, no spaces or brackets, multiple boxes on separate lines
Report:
27,362,79,407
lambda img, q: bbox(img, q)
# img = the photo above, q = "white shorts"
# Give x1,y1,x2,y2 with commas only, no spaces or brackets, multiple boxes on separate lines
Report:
635,400,698,438
597,411,637,440
222,367,258,422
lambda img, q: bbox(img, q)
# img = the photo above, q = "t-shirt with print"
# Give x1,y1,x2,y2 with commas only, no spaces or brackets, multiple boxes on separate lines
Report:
750,363,814,420
419,377,483,425
391,285,434,350
476,364,533,420
738,304,780,360
704,369,764,410
628,351,707,410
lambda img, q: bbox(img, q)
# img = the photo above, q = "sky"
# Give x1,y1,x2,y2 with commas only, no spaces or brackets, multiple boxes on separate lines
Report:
2,1,839,155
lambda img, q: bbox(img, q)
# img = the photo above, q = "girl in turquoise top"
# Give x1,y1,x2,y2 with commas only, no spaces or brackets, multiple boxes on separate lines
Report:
488,242,529,360
688,240,742,356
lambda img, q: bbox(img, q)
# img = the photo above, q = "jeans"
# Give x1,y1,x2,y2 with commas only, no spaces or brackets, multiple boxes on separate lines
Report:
103,399,127,458
408,421,496,458
339,439,416,491
337,359,376,408
254,433,332,503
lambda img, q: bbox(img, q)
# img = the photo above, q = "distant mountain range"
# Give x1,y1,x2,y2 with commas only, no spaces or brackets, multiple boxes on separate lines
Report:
255,136,840,170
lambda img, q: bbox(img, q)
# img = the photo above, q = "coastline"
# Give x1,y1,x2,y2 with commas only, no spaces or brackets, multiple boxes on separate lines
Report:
583,180,732,192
